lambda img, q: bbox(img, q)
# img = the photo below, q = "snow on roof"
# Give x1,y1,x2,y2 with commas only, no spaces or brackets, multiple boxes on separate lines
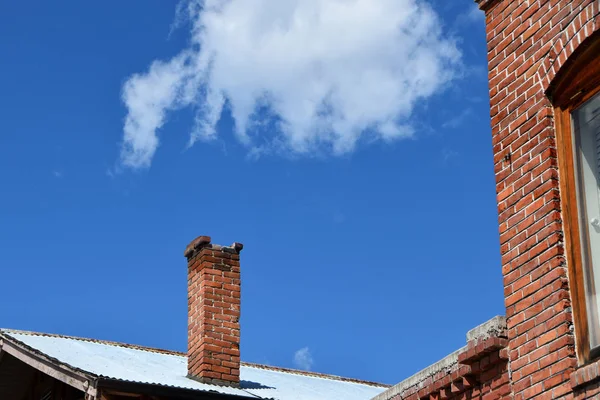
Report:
0,330,388,400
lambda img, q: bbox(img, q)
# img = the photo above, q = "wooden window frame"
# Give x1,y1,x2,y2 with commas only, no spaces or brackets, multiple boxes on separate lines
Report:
551,32,600,364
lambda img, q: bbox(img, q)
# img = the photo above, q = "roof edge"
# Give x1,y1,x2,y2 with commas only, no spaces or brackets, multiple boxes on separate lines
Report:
242,362,390,388
98,378,260,400
1,329,184,356
0,329,389,388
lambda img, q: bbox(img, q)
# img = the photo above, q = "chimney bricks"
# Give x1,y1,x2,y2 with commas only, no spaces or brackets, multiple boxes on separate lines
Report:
185,235,243,387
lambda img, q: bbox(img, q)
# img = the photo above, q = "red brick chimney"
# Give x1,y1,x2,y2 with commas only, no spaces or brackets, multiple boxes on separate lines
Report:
184,235,243,387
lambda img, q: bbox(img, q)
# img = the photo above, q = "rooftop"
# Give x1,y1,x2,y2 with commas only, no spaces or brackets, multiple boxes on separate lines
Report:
0,329,389,400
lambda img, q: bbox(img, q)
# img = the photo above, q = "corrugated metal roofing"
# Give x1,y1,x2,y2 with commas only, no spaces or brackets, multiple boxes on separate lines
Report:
1,330,387,400
240,364,387,400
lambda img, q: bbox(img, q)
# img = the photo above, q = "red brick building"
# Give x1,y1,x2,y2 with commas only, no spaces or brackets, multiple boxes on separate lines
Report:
373,1,600,399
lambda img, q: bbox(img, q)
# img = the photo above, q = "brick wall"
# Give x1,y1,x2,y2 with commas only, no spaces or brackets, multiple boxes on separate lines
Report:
184,235,243,387
482,0,600,399
373,1,600,399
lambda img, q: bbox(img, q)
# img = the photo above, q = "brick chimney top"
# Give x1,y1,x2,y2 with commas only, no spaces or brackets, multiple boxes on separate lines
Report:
184,235,244,259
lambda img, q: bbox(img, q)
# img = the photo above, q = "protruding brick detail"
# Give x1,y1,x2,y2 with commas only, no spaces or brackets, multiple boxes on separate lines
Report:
571,360,600,390
185,235,243,387
457,337,509,365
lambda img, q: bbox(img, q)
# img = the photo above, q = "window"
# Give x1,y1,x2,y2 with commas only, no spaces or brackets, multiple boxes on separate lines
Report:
574,92,600,350
552,32,600,363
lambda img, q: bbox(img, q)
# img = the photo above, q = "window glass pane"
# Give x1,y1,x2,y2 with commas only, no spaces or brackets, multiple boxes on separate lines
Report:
574,91,600,349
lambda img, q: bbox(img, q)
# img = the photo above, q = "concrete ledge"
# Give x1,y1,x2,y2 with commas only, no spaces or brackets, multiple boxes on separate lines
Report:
466,316,507,342
371,316,506,400
371,347,465,400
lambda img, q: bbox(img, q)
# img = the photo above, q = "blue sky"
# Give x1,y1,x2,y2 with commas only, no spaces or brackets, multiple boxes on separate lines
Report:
0,0,503,385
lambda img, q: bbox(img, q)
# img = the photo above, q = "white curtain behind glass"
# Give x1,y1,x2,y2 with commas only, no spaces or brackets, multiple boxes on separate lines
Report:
574,92,600,349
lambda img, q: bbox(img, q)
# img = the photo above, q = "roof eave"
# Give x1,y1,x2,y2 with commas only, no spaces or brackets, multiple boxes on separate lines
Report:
97,378,261,400
0,332,98,397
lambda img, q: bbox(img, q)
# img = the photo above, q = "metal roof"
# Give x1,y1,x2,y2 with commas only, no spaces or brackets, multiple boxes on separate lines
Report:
0,330,388,400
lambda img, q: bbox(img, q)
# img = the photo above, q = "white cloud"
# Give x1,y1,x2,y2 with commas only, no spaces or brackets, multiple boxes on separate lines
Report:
120,54,194,168
293,347,314,371
120,0,461,169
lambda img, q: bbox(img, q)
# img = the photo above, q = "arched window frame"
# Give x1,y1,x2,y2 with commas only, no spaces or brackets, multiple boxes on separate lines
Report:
551,31,600,364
